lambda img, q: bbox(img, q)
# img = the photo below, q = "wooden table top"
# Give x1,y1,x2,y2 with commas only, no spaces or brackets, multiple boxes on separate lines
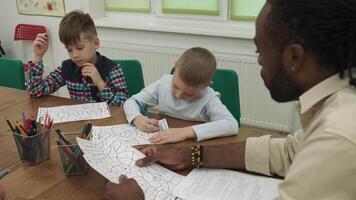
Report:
0,87,285,200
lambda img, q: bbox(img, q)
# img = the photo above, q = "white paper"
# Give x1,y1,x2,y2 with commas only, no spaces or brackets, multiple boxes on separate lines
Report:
173,168,281,200
36,102,111,124
159,118,169,131
90,119,169,146
77,136,182,200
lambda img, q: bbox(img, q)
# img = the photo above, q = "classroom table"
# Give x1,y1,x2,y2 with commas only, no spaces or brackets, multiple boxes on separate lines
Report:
0,86,285,200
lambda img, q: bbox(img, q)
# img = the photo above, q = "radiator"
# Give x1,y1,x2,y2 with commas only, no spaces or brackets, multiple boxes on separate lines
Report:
99,42,295,132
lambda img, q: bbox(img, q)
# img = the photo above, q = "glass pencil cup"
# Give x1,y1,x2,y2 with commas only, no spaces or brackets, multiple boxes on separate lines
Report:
12,129,51,165
57,134,89,176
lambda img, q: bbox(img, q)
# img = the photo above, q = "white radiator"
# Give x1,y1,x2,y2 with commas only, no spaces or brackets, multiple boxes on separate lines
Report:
100,42,295,132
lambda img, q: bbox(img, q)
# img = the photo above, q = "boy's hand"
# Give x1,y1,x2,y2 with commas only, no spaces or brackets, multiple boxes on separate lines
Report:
81,63,106,91
149,127,195,144
133,115,159,132
32,33,49,62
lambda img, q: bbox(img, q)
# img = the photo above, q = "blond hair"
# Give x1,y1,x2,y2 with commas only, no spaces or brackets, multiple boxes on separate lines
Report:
59,10,97,45
175,47,216,86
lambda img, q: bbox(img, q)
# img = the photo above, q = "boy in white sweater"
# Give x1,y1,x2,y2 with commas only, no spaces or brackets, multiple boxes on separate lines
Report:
124,47,239,144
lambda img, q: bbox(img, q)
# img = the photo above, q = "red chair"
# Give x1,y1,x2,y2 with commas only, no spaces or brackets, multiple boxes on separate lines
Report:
14,24,46,41
14,24,47,71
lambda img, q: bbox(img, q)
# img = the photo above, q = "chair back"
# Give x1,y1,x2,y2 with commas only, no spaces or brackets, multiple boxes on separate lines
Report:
171,67,241,125
14,24,48,71
0,57,25,90
211,69,241,125
114,60,145,97
14,24,46,41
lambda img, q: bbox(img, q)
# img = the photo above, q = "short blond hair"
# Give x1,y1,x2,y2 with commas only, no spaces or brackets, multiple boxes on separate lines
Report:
175,47,216,86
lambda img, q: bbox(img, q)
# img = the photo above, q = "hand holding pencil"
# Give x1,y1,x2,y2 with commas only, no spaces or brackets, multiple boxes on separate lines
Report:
133,115,159,132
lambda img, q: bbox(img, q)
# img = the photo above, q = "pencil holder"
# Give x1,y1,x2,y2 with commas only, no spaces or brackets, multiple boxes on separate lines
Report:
12,129,51,165
57,134,89,176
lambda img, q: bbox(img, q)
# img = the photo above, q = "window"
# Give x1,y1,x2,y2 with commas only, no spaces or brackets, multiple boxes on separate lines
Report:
230,0,265,20
101,0,260,39
161,0,219,16
105,0,150,13
105,0,263,21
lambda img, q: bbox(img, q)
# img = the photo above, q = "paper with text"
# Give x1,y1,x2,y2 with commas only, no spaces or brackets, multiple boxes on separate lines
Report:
36,102,111,124
173,168,281,200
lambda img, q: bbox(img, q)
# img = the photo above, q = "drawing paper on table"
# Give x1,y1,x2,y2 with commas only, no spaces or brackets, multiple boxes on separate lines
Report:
77,136,182,200
90,119,169,146
91,124,153,145
36,102,111,124
173,168,281,200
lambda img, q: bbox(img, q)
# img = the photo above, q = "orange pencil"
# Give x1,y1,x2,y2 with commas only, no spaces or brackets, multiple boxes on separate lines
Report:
16,121,28,135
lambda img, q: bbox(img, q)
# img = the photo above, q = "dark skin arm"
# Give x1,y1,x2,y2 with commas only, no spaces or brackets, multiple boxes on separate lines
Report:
102,142,246,200
103,175,144,200
136,142,246,170
201,142,246,169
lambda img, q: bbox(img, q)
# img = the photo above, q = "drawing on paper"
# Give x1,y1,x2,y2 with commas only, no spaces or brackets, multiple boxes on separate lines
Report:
16,0,65,17
37,102,111,124
91,119,168,146
77,137,182,200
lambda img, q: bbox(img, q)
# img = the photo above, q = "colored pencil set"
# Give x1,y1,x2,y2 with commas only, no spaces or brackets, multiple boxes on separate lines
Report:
6,112,52,165
56,123,92,176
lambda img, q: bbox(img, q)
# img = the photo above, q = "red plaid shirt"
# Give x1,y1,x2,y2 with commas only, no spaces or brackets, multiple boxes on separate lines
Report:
26,53,128,106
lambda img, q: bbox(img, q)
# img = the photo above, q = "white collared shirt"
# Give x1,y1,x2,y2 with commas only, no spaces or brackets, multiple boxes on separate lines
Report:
245,73,356,199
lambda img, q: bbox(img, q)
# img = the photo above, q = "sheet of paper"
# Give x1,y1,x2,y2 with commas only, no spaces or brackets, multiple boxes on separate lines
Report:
159,118,169,131
91,124,153,145
36,102,111,124
173,168,281,200
90,119,169,146
77,136,182,200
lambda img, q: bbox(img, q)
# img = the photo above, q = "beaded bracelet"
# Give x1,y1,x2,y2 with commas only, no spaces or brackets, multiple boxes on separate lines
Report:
191,145,203,168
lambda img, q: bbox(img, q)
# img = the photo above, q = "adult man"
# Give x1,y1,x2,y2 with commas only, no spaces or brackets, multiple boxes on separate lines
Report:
104,0,356,199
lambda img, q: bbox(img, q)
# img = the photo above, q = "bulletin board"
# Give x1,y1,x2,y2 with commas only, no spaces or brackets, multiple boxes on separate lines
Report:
16,0,66,17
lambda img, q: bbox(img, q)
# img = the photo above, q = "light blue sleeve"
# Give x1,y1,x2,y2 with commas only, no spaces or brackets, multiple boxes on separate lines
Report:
192,96,239,141
123,78,161,123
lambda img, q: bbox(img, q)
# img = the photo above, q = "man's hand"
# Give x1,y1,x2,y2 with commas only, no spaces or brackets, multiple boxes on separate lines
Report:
0,182,5,200
81,63,106,91
103,175,144,200
133,115,159,132
136,145,192,171
149,127,195,144
32,33,49,62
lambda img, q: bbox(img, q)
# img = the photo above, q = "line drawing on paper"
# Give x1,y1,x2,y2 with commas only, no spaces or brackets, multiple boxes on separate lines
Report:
77,137,182,200
37,102,111,124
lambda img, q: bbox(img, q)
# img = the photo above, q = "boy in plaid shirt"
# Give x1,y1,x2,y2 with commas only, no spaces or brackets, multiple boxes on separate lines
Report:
26,10,128,106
